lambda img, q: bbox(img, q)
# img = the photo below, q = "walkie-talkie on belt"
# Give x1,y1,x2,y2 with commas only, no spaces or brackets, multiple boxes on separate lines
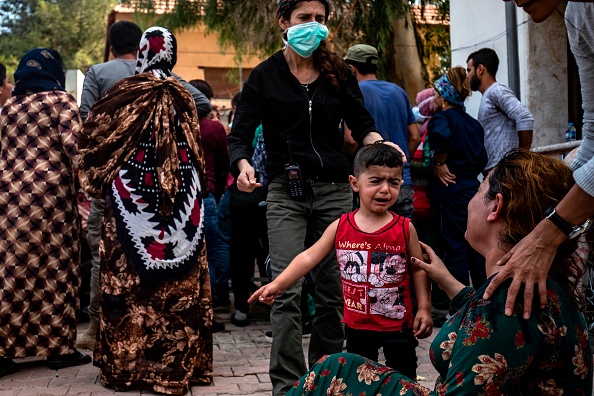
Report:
285,138,305,201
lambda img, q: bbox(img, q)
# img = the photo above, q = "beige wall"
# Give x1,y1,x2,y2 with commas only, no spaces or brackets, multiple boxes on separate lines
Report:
114,12,266,97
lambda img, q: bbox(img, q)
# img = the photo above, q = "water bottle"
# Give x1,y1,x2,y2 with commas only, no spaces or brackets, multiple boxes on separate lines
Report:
566,122,577,142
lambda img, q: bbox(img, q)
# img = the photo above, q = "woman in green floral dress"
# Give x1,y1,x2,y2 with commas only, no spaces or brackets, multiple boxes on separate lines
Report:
287,149,593,395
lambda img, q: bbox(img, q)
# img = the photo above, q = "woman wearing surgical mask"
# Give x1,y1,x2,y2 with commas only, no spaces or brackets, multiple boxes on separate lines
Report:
227,1,396,395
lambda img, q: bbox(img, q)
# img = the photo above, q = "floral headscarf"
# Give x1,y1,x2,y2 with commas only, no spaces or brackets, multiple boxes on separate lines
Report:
434,73,465,110
136,27,177,79
13,48,66,96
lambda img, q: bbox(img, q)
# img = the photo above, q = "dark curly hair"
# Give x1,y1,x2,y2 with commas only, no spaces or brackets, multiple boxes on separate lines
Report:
279,0,348,91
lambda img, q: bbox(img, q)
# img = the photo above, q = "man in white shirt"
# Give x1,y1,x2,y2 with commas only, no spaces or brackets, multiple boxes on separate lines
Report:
466,48,534,174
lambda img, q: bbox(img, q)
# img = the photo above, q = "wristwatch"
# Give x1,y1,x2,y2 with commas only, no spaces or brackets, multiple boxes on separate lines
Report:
434,161,445,166
544,207,593,239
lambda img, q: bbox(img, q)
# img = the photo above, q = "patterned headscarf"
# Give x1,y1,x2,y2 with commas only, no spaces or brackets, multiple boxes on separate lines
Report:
277,0,330,21
434,73,465,110
80,69,206,283
13,48,66,96
136,27,177,79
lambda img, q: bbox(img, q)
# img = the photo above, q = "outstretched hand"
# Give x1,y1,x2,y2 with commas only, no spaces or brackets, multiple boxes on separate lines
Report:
483,228,558,319
413,242,451,281
247,282,282,305
413,242,465,300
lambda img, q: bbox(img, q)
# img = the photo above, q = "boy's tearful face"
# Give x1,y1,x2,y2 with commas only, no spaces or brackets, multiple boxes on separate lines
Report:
350,165,402,214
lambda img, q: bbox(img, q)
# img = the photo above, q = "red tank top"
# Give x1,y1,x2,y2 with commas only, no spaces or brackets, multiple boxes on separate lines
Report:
335,210,413,332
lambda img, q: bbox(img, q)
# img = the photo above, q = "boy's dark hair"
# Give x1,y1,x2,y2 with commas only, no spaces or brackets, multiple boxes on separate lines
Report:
353,143,403,177
466,48,499,77
0,63,6,83
345,60,377,76
189,79,213,99
108,21,143,57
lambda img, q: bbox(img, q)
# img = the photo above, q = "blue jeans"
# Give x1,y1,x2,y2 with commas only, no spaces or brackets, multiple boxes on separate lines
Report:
214,190,231,299
203,193,218,291
267,176,353,396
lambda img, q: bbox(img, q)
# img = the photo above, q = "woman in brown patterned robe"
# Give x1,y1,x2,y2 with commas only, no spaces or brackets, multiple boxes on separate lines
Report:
79,27,213,395
0,48,91,378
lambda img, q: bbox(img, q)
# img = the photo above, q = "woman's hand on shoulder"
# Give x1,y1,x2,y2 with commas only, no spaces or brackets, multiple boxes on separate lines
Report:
483,220,564,319
237,159,261,192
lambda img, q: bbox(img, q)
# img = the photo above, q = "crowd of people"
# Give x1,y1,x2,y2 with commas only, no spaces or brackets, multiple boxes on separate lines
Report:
0,0,593,395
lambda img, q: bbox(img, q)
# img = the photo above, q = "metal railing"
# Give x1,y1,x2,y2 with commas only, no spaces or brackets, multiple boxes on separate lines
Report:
531,140,582,158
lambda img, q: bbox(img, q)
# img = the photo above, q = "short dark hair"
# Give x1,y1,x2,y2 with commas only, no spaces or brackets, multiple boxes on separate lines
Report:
345,59,377,76
353,143,403,177
467,48,499,77
231,91,241,107
0,63,6,84
108,21,143,57
189,79,213,99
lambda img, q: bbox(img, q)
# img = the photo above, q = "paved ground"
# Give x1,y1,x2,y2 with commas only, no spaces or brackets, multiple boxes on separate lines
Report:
0,303,439,395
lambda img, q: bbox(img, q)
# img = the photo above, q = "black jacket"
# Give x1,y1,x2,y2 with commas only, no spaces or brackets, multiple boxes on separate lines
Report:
228,51,378,183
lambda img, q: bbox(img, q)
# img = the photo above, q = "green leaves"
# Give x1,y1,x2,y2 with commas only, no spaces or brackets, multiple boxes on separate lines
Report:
0,0,117,74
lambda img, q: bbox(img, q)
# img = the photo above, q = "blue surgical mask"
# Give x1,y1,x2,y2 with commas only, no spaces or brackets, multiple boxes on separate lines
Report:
283,21,329,58
412,107,426,124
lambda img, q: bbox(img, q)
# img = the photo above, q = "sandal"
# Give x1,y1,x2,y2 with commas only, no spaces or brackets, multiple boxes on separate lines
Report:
46,351,92,370
0,357,19,378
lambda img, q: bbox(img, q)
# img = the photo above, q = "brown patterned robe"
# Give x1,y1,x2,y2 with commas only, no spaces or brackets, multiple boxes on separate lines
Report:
80,73,213,394
0,91,81,358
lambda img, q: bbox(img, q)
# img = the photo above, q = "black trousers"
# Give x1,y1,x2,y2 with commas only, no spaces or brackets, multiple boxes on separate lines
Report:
230,202,268,314
438,187,486,287
345,325,419,380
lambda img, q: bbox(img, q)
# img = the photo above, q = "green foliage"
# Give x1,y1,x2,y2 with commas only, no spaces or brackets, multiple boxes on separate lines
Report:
0,0,116,75
411,0,451,83
121,0,450,86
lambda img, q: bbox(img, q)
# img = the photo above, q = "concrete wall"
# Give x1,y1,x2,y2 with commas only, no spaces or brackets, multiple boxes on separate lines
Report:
524,12,568,146
65,69,85,106
449,0,568,147
114,12,266,87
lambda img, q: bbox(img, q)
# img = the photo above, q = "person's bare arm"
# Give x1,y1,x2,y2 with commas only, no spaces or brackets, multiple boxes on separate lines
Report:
248,220,339,304
518,130,533,150
407,123,421,161
413,241,466,300
407,225,433,339
361,131,407,164
343,124,358,158
484,184,594,319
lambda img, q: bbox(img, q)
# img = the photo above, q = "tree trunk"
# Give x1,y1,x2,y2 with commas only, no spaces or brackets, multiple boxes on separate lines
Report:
389,1,426,104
